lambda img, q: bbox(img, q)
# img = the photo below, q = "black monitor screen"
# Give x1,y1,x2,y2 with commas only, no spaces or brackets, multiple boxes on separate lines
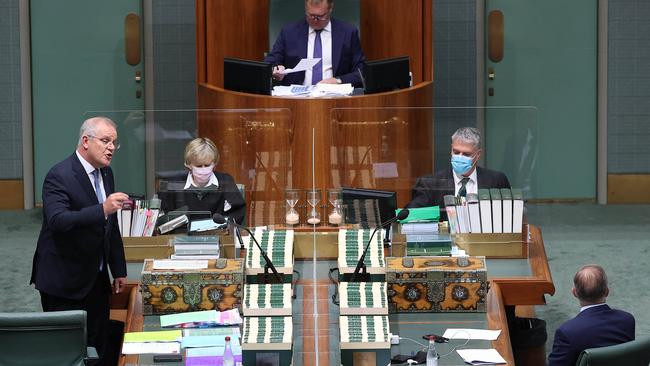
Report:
224,57,272,95
362,56,410,94
341,187,397,227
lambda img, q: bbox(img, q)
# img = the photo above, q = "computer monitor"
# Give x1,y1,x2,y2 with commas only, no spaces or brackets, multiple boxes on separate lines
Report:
223,57,272,95
362,56,410,94
341,187,397,227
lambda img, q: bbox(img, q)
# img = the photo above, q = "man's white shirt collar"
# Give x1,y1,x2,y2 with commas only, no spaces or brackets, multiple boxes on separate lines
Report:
75,150,96,175
184,172,219,189
309,21,332,34
580,303,607,313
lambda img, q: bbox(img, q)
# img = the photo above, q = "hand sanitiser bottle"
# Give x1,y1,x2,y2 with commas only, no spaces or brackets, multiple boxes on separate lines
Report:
426,339,439,366
223,336,235,366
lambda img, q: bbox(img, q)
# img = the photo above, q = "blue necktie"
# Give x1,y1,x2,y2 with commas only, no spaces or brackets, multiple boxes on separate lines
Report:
312,30,323,85
92,169,105,203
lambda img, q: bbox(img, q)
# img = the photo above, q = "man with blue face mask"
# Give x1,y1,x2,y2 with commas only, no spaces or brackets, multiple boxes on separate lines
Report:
406,127,510,220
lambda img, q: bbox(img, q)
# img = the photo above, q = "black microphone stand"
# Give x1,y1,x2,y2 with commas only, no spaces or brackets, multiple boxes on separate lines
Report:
215,214,283,284
349,209,409,283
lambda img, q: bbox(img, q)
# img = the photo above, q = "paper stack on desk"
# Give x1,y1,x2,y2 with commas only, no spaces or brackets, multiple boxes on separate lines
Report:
121,330,182,354
456,348,506,365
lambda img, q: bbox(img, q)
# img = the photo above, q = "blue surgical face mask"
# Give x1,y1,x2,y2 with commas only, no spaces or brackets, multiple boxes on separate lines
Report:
451,154,474,175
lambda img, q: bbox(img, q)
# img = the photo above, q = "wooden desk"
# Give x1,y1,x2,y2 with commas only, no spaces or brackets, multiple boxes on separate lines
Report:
118,225,553,365
197,82,434,211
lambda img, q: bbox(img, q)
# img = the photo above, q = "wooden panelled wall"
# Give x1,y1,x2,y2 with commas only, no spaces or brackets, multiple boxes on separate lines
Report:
196,0,433,87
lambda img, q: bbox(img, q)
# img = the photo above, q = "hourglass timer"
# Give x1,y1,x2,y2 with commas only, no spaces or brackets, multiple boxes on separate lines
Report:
285,189,300,226
306,190,321,225
328,189,343,226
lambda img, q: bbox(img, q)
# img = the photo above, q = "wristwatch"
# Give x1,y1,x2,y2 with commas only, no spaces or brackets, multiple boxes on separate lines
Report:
335,77,342,84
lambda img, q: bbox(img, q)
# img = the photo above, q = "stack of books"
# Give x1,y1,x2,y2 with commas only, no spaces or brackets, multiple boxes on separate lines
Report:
397,207,451,256
117,196,161,237
171,236,220,260
445,188,524,234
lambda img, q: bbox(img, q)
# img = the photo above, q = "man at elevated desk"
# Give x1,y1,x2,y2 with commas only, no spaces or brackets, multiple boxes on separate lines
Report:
159,137,245,225
407,127,511,219
264,0,365,87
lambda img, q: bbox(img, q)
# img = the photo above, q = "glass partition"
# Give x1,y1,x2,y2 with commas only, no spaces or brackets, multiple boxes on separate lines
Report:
84,107,544,366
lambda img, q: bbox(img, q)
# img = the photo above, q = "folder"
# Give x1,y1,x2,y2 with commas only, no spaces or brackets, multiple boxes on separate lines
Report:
443,195,459,234
489,188,502,233
511,188,524,233
466,193,482,233
478,189,492,233
455,196,470,234
500,188,513,233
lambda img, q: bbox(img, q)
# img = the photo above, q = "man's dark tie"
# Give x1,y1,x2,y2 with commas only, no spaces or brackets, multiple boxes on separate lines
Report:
312,30,323,85
92,169,104,203
458,177,470,197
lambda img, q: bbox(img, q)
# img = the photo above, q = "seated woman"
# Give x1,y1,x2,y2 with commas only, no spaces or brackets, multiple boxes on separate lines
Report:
160,137,245,224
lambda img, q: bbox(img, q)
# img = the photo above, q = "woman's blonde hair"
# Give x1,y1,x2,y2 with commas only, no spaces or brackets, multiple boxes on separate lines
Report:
184,137,219,167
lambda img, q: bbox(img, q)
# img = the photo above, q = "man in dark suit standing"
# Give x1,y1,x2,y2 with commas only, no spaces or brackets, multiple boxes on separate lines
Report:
264,0,365,87
406,127,510,219
31,116,129,364
548,265,635,366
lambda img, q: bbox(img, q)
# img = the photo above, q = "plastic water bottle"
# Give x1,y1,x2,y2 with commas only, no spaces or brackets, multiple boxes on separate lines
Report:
223,336,235,366
426,339,438,366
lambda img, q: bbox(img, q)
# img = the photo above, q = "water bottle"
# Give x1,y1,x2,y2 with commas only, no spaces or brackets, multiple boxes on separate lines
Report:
426,339,438,366
223,336,235,366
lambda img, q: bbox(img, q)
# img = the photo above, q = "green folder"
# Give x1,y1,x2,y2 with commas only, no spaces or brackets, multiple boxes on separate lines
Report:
396,206,440,223
123,330,182,343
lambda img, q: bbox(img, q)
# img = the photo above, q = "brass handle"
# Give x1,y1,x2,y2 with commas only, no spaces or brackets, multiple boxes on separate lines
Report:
125,13,141,65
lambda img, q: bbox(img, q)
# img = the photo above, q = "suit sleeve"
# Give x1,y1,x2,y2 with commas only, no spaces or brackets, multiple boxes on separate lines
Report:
264,28,287,66
337,27,365,87
548,327,578,366
106,169,126,278
42,170,105,234
108,212,127,278
499,172,511,189
219,174,246,225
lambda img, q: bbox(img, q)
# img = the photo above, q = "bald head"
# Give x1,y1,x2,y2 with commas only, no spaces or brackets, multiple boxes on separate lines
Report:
573,265,609,305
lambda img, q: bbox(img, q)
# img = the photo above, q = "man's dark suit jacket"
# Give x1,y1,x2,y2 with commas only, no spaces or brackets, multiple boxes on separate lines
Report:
264,18,366,87
406,166,511,221
31,153,127,300
160,171,246,225
548,304,635,366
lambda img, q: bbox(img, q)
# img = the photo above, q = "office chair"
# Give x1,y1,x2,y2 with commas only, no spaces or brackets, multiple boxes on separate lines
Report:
575,336,650,366
0,310,98,366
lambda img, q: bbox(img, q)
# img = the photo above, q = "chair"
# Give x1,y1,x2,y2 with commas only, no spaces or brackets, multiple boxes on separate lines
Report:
575,336,650,366
0,310,98,366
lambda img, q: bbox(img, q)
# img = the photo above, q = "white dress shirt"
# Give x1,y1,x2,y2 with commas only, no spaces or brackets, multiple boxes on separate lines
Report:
303,22,333,86
76,150,106,202
452,167,478,196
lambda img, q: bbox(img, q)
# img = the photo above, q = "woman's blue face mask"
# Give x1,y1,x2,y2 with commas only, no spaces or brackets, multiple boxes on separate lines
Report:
451,154,474,175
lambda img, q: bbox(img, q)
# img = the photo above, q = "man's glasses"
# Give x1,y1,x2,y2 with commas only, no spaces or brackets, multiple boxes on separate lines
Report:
87,135,120,150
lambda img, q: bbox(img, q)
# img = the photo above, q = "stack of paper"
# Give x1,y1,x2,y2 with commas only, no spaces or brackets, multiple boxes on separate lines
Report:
121,330,181,355
310,83,354,97
161,309,243,328
456,349,507,365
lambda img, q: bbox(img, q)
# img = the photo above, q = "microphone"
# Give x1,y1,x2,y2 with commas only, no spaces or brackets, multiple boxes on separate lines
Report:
212,213,283,284
350,209,409,283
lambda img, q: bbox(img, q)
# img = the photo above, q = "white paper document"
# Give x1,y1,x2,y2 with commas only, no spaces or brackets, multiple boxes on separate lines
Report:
442,328,501,341
456,348,507,365
310,83,354,97
152,259,209,270
280,58,321,74
121,341,180,355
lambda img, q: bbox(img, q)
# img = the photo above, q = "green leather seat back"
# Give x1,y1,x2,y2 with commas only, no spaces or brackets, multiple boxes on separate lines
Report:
0,310,89,366
575,336,650,366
